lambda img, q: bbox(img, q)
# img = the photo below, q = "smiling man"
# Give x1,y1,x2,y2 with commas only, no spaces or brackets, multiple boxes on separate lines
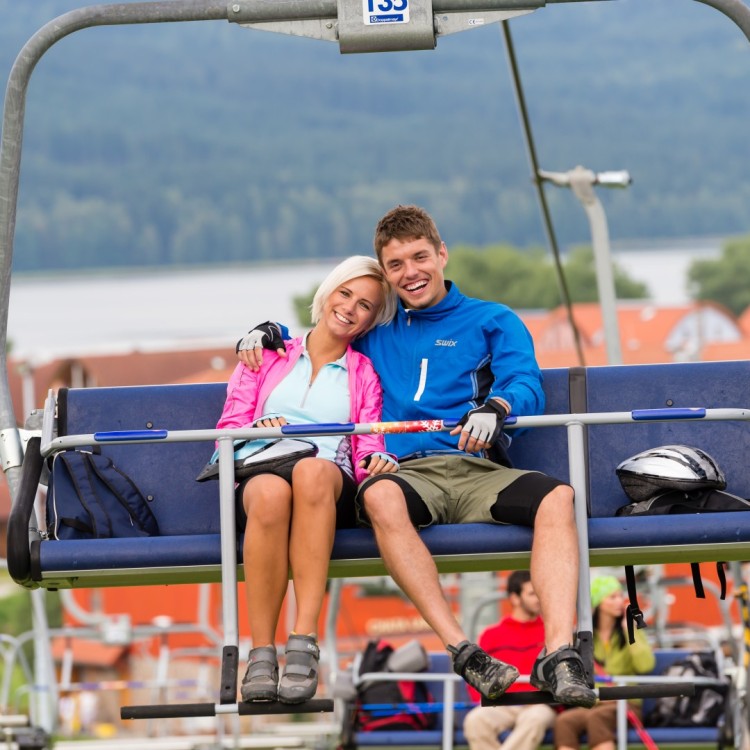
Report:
237,205,595,707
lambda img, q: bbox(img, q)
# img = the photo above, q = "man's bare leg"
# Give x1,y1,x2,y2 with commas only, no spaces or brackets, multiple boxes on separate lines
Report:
362,479,464,645
531,484,578,651
362,479,519,700
528,484,597,708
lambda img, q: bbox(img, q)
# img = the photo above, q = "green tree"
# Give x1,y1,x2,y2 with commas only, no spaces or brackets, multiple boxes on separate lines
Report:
687,235,750,316
562,246,649,304
447,244,648,309
293,244,649,323
293,288,315,328
447,245,560,309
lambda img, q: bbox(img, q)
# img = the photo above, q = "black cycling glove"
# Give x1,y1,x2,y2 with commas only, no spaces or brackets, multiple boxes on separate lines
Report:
456,400,509,445
236,321,284,355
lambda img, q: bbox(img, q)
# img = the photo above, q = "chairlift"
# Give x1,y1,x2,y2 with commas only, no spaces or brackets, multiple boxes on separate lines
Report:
2,0,750,734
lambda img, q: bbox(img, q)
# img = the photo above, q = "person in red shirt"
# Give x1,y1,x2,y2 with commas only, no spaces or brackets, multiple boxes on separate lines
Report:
463,571,555,750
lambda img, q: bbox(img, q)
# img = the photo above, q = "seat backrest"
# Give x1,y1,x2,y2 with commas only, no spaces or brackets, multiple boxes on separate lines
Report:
57,383,227,535
507,367,572,483
584,361,750,518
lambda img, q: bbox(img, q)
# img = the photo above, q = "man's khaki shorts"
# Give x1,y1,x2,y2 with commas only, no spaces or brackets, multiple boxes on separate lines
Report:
356,455,565,528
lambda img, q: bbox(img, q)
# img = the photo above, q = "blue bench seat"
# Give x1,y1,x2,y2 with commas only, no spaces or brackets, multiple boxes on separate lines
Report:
10,359,750,590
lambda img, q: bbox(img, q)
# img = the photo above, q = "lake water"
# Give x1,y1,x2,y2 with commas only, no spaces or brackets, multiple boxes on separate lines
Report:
7,239,723,362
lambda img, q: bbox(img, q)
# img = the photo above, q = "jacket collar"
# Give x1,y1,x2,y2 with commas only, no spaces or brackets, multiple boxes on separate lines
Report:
397,280,462,320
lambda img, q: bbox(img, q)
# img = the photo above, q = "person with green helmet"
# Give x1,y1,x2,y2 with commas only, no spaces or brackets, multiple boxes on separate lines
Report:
553,575,655,750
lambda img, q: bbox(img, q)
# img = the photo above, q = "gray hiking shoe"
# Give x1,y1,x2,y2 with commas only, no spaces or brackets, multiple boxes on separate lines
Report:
447,641,519,700
278,634,320,704
240,646,279,702
530,645,597,708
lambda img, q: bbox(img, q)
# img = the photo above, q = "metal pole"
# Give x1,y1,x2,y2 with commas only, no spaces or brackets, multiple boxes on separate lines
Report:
694,0,750,42
538,166,630,366
29,589,56,733
567,168,623,365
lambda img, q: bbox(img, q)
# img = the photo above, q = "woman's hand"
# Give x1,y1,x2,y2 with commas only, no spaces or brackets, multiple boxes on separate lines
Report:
253,414,288,428
359,452,399,476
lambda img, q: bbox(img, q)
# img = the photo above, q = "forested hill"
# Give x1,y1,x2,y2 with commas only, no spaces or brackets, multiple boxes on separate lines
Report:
1,0,749,272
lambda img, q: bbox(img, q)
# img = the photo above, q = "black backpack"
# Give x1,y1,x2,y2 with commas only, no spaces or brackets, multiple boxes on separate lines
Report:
616,488,750,517
354,639,437,732
645,652,726,728
615,487,750,643
47,451,159,540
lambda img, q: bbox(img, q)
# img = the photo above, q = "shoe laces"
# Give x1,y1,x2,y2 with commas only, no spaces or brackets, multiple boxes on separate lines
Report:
465,650,502,681
557,656,587,684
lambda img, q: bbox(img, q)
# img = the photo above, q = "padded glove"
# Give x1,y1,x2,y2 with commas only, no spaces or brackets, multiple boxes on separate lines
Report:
456,400,508,446
236,322,284,354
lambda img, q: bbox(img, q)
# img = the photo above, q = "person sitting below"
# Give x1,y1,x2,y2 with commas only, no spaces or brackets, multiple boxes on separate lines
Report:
215,255,398,704
553,575,656,750
464,570,556,750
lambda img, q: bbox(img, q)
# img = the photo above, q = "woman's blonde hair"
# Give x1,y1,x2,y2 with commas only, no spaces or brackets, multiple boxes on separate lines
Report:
310,255,396,334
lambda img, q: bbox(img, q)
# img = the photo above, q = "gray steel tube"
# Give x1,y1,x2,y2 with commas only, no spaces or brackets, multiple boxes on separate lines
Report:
0,2,228,493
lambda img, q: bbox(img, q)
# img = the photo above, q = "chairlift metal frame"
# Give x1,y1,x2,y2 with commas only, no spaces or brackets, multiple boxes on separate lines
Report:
2,0,750,731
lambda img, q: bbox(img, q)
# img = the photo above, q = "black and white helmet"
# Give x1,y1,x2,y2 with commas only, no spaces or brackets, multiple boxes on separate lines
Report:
616,444,726,502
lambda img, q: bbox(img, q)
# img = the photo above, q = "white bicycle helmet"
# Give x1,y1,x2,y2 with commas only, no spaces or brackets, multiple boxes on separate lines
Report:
616,444,726,502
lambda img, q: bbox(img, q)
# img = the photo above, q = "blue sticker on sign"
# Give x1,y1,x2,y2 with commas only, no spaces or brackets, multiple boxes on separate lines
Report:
364,0,409,25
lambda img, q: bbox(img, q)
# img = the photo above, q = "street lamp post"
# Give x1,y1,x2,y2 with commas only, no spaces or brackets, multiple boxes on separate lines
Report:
537,165,631,365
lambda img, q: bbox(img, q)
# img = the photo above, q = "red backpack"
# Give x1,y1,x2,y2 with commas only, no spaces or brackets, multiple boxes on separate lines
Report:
355,639,437,732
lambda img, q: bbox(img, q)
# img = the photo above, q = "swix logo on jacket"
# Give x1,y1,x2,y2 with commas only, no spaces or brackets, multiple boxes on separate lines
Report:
355,282,544,461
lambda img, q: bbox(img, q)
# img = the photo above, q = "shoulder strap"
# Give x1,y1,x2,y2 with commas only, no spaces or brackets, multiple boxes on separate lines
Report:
624,565,646,645
691,561,728,600
56,452,113,537
624,561,727,644
86,453,157,534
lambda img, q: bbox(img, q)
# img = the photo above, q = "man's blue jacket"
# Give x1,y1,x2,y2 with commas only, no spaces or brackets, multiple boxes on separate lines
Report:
354,281,545,462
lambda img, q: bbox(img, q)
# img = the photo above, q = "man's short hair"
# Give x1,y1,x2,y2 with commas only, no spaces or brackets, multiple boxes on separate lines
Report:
374,204,442,264
507,570,531,597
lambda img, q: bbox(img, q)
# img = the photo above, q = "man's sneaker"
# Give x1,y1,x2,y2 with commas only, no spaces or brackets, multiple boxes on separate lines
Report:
278,634,320,704
240,646,279,702
447,641,519,700
530,645,597,708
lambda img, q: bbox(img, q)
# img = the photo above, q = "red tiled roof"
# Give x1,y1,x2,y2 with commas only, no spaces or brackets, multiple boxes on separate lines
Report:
7,347,235,418
738,306,750,337
521,300,743,366
51,638,126,668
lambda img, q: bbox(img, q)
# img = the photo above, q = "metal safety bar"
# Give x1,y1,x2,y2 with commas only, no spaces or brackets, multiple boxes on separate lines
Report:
38,408,750,457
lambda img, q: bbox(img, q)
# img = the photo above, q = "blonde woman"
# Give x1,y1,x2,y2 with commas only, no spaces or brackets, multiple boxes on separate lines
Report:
216,256,397,704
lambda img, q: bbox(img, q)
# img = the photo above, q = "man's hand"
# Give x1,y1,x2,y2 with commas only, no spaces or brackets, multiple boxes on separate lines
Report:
359,452,399,476
236,322,286,371
450,399,509,453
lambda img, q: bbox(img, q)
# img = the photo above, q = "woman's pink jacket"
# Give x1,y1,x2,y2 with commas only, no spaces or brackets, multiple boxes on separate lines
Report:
217,336,393,484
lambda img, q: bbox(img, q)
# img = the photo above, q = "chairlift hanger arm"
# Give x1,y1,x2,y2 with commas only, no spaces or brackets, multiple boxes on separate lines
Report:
229,0,618,52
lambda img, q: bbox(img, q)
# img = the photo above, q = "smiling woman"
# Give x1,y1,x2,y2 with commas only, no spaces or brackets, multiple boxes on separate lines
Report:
210,254,398,705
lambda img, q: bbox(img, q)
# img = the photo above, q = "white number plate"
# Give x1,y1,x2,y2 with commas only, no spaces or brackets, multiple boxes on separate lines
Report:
363,0,409,25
